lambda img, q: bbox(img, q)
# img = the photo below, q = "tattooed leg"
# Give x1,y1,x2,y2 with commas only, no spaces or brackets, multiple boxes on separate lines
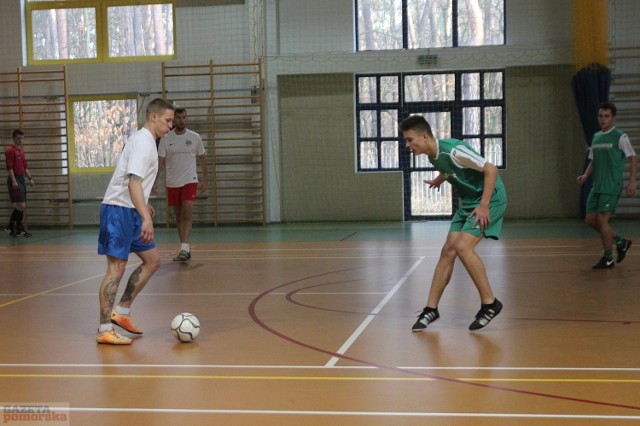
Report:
119,265,143,307
116,248,161,309
98,257,126,324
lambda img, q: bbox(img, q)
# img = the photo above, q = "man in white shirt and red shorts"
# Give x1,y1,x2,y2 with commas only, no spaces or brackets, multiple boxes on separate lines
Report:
155,108,208,262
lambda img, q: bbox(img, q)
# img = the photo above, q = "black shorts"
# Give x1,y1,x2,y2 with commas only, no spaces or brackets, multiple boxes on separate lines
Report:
7,175,27,203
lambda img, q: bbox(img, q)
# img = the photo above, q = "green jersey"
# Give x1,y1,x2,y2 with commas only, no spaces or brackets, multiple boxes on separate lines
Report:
429,138,507,207
589,128,635,195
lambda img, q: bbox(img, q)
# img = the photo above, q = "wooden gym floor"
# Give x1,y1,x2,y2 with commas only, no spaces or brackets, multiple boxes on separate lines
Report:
0,219,639,426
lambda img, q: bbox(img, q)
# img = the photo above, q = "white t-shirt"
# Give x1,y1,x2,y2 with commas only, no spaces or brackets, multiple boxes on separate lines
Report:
102,127,159,208
158,129,205,187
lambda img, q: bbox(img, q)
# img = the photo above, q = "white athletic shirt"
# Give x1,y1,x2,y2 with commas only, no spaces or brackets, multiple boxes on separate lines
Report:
157,129,205,188
102,127,159,208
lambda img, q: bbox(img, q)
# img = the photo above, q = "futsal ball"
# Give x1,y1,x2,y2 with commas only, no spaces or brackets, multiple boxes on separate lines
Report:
171,313,200,342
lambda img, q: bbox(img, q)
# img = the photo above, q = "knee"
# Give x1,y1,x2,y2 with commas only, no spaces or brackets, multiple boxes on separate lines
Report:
147,258,161,273
146,255,162,273
108,263,127,280
440,242,458,259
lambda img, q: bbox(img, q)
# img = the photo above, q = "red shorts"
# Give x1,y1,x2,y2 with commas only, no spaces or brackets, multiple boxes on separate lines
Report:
166,183,197,207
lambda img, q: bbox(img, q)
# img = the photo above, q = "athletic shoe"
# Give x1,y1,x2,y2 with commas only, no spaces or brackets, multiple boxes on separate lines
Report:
616,239,632,263
173,250,190,262
111,310,143,334
5,225,17,237
411,307,440,332
96,328,132,345
17,224,31,237
592,256,615,269
469,299,503,330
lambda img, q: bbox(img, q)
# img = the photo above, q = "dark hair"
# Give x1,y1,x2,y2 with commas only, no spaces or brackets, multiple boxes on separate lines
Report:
12,129,24,138
174,107,187,115
398,115,433,137
146,98,174,118
598,101,617,116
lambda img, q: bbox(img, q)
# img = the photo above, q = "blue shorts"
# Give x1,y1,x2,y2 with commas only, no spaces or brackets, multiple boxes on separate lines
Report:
98,204,156,260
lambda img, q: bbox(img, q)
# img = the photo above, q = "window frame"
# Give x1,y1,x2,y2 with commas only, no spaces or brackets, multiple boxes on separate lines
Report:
68,94,139,174
25,0,176,65
355,70,506,172
355,0,505,51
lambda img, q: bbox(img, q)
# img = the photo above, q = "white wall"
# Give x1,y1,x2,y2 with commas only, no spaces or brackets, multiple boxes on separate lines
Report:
0,0,608,223
273,0,573,55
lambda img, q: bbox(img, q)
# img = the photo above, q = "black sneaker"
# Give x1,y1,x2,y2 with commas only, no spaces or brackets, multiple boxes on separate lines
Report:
469,299,503,330
17,225,31,238
592,256,615,269
616,239,631,263
411,307,439,332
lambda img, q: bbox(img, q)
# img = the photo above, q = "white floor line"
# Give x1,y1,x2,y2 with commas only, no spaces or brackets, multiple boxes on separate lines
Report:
324,257,425,368
2,363,640,373
63,407,640,420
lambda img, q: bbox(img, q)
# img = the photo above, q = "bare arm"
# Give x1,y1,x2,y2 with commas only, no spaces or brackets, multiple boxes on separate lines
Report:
152,156,166,193
197,154,208,191
626,155,637,197
470,162,498,230
577,161,593,184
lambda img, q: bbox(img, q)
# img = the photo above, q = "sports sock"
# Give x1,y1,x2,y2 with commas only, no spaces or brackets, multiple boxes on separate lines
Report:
16,210,24,223
181,243,190,252
10,209,19,222
115,305,130,316
614,235,624,245
98,324,113,333
603,249,613,260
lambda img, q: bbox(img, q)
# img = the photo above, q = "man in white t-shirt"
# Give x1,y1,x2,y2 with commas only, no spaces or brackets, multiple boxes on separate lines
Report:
97,98,174,345
154,108,208,261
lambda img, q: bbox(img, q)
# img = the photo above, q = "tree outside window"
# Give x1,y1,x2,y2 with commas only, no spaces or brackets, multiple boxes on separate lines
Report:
26,1,175,64
70,97,138,172
357,0,504,51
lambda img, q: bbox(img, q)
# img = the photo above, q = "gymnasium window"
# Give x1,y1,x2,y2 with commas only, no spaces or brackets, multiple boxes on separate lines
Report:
25,0,175,65
356,70,505,171
356,0,505,51
69,96,138,173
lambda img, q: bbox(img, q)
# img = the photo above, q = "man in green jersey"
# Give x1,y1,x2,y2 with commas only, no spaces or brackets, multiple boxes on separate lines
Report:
399,115,507,332
577,102,637,269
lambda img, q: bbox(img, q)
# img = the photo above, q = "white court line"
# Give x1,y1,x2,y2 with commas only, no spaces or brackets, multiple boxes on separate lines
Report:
324,257,425,367
1,363,640,372
2,292,390,297
60,407,640,420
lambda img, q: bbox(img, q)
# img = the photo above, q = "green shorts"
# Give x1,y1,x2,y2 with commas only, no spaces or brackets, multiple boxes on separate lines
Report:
450,202,506,240
586,191,620,213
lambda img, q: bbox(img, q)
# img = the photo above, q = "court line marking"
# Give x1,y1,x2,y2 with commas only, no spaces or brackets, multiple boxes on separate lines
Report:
1,363,640,372
1,373,639,384
53,407,640,420
325,257,425,367
248,266,640,411
0,262,141,309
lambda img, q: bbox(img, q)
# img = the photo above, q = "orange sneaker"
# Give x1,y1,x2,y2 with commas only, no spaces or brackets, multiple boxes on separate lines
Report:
96,328,132,345
111,310,143,334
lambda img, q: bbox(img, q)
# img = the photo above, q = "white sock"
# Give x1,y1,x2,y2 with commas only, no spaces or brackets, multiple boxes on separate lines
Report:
181,243,190,252
115,305,130,316
98,324,113,333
